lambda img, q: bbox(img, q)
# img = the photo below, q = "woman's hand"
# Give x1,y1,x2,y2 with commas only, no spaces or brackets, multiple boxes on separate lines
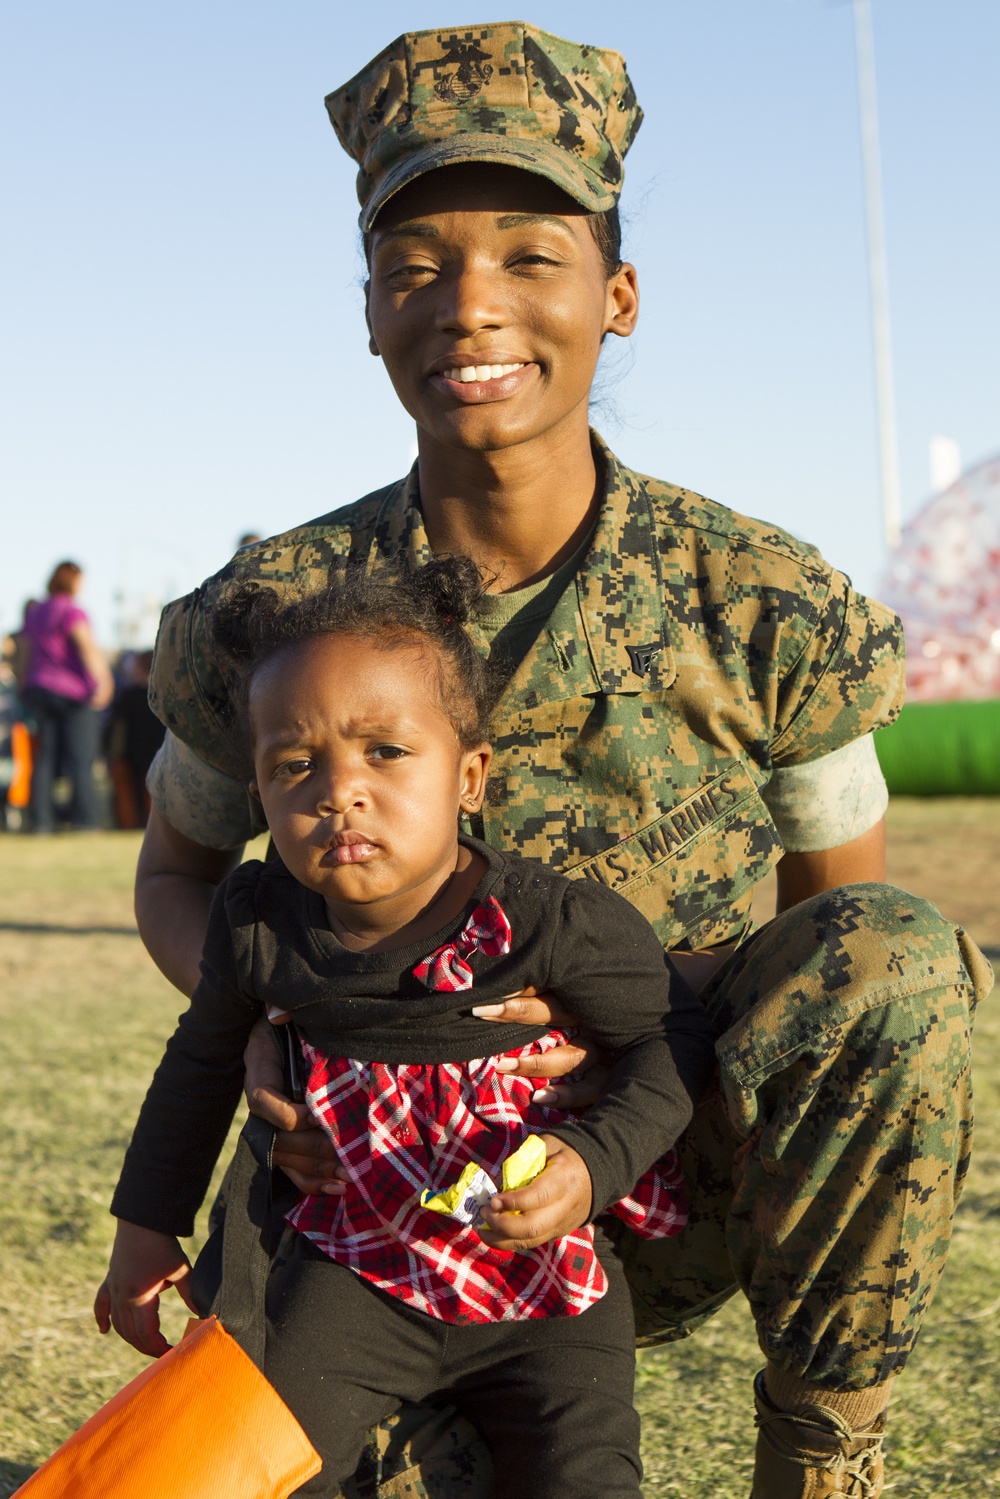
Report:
94,1221,197,1358
471,989,610,1108
477,1136,592,1250
243,1015,350,1196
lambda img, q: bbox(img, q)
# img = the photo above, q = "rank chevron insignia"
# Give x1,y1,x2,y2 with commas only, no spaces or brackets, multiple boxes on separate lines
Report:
626,643,661,679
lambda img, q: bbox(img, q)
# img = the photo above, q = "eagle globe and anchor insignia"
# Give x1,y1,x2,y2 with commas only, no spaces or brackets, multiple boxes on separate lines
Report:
430,36,495,103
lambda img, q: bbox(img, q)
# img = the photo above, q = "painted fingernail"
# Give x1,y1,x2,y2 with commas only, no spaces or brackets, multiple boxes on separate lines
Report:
472,1004,505,1018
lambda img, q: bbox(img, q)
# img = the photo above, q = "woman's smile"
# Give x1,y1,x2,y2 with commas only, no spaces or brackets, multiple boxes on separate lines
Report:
440,362,525,383
430,361,538,405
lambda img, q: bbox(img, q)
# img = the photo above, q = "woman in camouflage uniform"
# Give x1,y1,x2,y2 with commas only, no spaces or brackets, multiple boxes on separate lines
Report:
125,22,990,1499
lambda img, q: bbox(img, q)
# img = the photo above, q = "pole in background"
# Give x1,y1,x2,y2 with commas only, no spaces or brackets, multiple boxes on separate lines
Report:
853,0,902,550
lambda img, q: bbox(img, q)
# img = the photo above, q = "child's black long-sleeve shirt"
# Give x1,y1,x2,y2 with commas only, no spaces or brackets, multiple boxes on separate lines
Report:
112,836,716,1235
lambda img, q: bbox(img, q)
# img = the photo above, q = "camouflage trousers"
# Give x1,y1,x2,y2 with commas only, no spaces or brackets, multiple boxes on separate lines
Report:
335,884,991,1499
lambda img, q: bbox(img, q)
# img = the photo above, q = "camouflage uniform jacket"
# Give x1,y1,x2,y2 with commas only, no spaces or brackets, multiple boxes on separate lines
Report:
149,435,905,952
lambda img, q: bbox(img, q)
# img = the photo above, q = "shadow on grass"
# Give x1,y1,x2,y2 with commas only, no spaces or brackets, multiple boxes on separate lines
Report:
0,1460,36,1497
0,921,137,937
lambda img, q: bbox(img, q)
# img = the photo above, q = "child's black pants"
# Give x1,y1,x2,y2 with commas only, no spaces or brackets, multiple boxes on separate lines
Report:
265,1232,642,1499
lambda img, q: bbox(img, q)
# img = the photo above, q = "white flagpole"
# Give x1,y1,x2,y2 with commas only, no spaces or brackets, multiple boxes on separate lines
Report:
853,0,902,550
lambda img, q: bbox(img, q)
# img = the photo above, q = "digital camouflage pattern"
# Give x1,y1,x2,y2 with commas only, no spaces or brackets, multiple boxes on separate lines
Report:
324,22,643,229
150,435,905,953
148,444,988,1497
613,885,991,1385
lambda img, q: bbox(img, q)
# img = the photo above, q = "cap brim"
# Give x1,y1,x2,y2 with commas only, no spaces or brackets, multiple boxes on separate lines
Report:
362,134,617,230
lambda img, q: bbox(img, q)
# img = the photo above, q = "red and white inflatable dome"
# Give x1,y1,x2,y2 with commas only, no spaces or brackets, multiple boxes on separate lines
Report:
879,452,1000,702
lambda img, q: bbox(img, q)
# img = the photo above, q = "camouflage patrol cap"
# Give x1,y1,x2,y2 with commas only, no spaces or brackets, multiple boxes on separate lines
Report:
325,21,643,230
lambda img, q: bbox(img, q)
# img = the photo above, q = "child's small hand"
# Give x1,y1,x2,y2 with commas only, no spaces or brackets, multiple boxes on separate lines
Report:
477,1136,592,1251
94,1220,197,1358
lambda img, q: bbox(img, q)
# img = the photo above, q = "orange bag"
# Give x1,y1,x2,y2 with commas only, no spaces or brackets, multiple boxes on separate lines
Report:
16,1119,321,1498
8,721,32,809
15,1316,321,1498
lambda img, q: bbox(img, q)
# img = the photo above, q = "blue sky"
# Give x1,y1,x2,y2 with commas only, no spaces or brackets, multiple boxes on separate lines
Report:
2,0,997,644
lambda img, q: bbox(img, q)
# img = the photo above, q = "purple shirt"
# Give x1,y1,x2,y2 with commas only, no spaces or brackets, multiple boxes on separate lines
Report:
24,595,96,703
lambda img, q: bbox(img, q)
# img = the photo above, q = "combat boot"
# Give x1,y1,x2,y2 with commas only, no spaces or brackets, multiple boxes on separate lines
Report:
751,1370,886,1497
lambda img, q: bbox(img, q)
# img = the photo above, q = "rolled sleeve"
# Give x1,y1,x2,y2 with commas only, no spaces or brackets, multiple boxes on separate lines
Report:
771,576,906,767
762,734,888,853
146,731,266,850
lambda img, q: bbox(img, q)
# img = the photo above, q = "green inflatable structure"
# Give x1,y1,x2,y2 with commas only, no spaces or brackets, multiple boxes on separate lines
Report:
874,699,1000,796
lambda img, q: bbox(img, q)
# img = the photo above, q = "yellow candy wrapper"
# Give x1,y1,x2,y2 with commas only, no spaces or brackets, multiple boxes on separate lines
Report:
419,1137,549,1226
501,1135,548,1193
421,1162,498,1226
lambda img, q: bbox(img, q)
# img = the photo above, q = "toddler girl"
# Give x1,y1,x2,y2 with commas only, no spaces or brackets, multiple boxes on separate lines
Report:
99,556,714,1498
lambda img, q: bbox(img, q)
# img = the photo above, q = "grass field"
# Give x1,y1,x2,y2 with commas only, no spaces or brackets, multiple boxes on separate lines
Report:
1,801,997,1496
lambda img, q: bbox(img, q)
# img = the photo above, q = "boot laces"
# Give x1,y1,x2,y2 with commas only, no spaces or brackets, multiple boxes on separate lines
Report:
755,1401,885,1496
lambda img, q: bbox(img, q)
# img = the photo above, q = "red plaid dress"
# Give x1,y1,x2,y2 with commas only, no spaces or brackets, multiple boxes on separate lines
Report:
287,900,688,1325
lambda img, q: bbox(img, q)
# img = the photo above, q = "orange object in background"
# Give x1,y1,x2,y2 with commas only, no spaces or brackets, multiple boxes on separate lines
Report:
14,1316,321,1499
8,721,32,809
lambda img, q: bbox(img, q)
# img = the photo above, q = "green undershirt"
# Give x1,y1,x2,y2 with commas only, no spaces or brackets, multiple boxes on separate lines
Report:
477,537,591,682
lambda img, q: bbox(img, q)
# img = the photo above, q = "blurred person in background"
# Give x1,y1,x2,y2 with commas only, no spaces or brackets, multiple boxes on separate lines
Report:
10,598,39,668
0,634,32,829
104,649,166,829
18,561,114,834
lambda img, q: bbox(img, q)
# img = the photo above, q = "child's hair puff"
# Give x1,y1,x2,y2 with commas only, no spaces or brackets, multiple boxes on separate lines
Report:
210,554,500,765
